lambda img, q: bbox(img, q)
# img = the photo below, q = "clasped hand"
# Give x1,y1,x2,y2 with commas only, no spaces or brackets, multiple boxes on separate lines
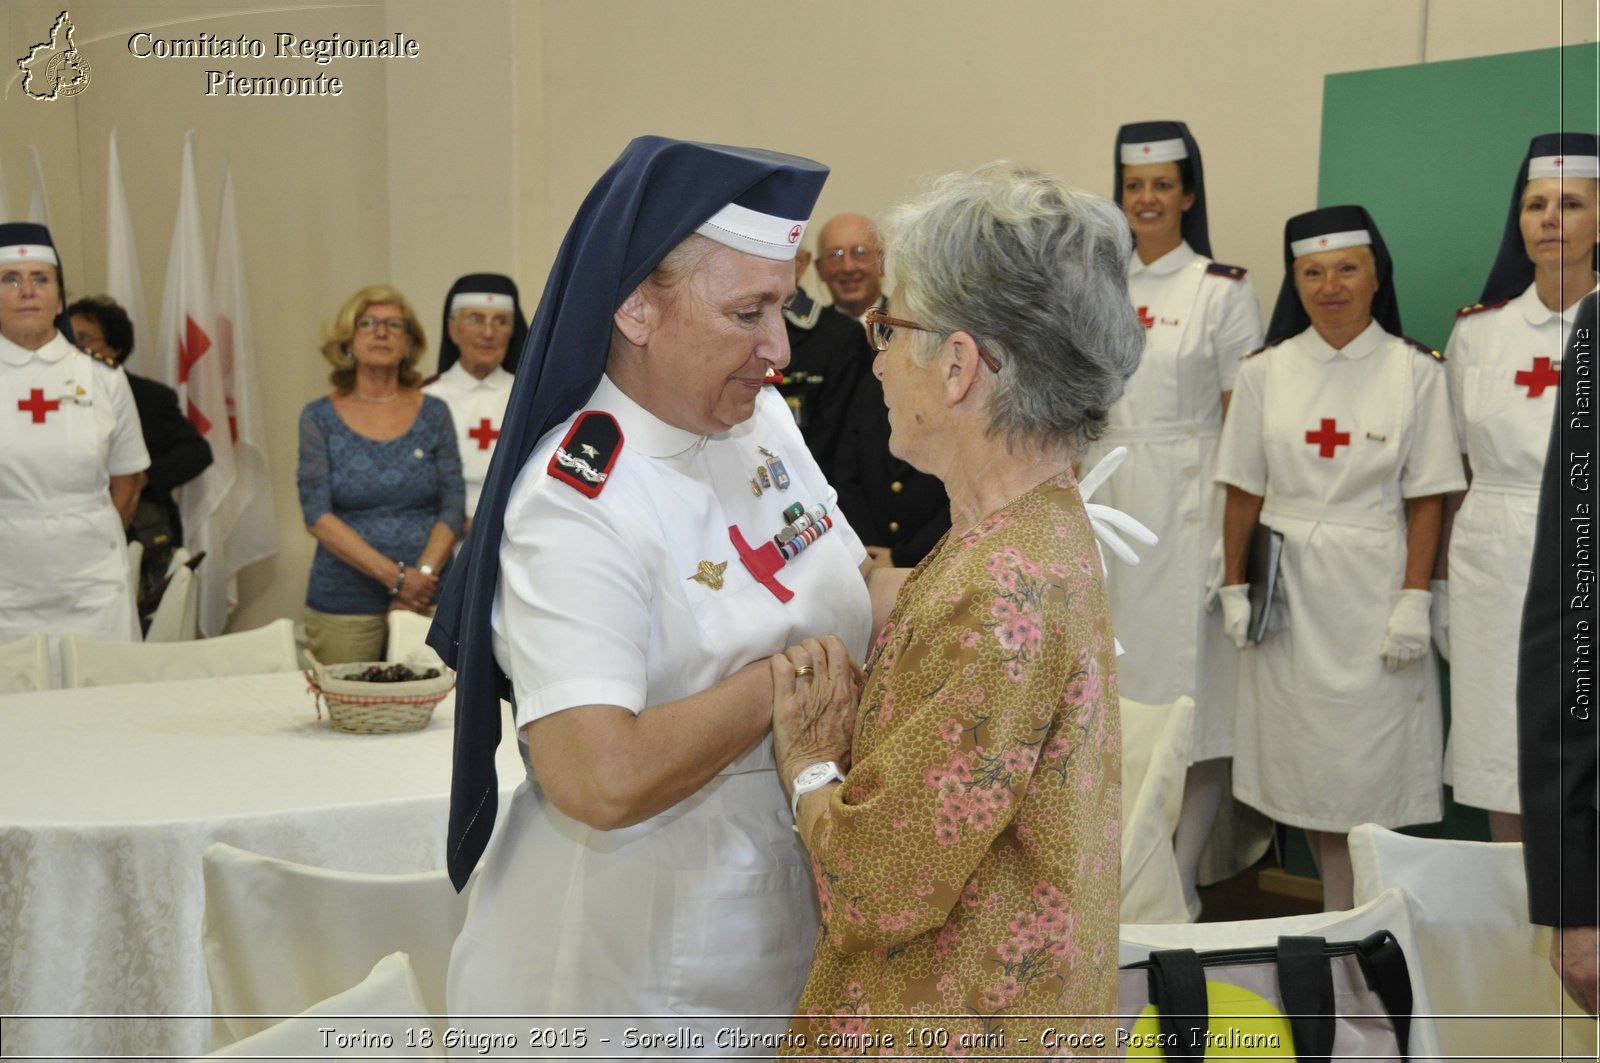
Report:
770,636,861,794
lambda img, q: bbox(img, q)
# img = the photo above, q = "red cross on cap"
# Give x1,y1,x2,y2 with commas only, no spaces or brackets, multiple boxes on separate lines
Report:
486,295,497,304
17,247,27,256
1141,144,1151,154
1319,237,1329,247
788,224,802,244
1555,157,1566,167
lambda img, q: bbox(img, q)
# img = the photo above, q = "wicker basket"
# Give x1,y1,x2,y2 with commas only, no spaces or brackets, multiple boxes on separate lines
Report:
304,654,455,734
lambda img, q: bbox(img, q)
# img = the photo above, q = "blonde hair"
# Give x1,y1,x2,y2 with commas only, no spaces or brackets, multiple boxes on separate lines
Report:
320,284,428,390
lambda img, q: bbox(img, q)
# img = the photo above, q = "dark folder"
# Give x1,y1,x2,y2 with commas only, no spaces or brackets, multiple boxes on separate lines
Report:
1245,524,1284,643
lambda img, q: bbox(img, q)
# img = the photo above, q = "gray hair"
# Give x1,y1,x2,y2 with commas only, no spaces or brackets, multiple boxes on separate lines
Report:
880,161,1144,453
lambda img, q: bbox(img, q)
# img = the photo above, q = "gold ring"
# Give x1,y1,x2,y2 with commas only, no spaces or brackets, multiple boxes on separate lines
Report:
792,665,815,678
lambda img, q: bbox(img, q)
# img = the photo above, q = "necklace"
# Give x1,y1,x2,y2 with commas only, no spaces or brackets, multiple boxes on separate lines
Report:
353,390,400,404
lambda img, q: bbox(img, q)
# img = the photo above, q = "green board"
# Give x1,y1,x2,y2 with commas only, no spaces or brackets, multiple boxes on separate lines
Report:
1321,44,1599,353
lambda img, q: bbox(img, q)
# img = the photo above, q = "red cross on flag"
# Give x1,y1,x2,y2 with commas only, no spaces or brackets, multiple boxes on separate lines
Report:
157,131,237,636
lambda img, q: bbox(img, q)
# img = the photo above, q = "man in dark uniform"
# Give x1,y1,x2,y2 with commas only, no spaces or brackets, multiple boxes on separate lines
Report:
1518,291,1599,1017
778,244,871,482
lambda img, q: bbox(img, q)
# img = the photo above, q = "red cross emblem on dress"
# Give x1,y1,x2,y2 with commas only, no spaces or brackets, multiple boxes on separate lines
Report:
1306,417,1350,459
468,417,501,450
1514,357,1560,398
1136,306,1154,330
17,388,60,423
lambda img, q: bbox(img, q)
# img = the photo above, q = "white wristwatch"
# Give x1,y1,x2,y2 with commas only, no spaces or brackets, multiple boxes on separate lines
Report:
790,761,844,821
418,563,436,577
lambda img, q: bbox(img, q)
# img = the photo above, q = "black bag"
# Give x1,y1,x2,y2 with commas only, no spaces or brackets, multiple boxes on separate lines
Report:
1117,930,1414,1060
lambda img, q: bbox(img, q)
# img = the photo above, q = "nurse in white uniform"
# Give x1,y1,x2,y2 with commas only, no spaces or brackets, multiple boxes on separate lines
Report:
423,273,525,527
1087,120,1264,915
432,138,890,1053
1440,132,1600,841
0,222,148,669
1215,205,1464,911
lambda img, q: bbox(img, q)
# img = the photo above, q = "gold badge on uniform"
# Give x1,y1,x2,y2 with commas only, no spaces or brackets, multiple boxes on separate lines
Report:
689,559,727,591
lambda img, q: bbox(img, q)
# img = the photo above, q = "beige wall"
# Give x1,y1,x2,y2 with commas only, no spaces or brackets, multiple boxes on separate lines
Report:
0,0,1593,631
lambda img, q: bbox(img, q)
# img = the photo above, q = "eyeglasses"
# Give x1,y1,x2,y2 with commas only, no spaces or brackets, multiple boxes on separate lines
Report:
355,316,409,334
864,306,1002,374
455,311,513,331
818,244,878,269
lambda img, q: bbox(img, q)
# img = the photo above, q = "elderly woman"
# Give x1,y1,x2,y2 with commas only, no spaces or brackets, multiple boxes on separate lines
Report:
770,163,1139,1050
1087,120,1265,915
0,223,148,662
433,138,884,1049
68,295,213,607
423,273,526,527
296,285,464,664
1215,206,1464,910
1441,132,1600,843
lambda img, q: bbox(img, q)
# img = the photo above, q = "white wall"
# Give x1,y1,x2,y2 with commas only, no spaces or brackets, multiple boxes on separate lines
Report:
0,0,1592,631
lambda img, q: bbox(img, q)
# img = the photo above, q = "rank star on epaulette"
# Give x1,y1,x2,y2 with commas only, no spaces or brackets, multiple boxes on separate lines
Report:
1455,299,1508,319
1402,336,1444,362
1206,261,1248,280
548,411,622,497
79,346,119,369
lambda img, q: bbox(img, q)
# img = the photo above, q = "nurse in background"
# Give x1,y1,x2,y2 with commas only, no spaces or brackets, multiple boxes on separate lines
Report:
424,273,526,532
1084,120,1264,917
1440,132,1600,842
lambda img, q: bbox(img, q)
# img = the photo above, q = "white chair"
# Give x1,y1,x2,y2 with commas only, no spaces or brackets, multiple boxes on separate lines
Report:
1120,886,1444,1059
1119,695,1194,923
145,561,199,642
60,618,300,687
193,951,442,1059
385,610,445,670
201,842,467,1049
0,632,51,695
1350,824,1598,1062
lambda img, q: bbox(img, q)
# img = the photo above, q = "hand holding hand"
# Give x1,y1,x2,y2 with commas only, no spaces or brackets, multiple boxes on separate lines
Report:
1381,588,1432,671
771,636,860,793
1219,584,1252,649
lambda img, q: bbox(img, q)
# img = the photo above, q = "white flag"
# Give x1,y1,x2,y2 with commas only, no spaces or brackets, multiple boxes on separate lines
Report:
211,159,277,611
26,145,50,227
105,128,155,381
156,131,236,636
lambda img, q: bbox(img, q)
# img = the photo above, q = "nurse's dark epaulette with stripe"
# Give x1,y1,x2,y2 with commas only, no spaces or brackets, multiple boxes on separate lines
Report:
1404,336,1445,362
547,411,623,498
1241,336,1287,359
1455,299,1508,319
1206,261,1248,280
78,346,121,369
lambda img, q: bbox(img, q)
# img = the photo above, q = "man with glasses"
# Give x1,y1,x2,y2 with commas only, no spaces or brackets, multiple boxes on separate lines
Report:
814,212,885,321
424,273,527,527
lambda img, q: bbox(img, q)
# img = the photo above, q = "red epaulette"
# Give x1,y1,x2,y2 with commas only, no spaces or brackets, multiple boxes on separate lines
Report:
1403,336,1445,362
547,411,622,498
1455,299,1508,319
1241,336,1286,360
1206,261,1248,280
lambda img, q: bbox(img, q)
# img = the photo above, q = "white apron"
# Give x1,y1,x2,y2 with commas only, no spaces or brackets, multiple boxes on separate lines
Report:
1444,282,1587,812
0,335,144,654
1219,325,1463,831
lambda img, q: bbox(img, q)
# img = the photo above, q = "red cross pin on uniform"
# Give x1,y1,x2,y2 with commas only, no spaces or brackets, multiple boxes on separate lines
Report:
468,418,500,450
1306,417,1350,458
17,388,60,424
1136,306,1155,330
1514,357,1560,397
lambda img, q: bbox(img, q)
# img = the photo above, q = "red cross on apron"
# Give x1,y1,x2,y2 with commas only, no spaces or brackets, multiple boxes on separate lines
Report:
1513,357,1559,398
17,388,60,423
1305,417,1351,459
468,418,501,450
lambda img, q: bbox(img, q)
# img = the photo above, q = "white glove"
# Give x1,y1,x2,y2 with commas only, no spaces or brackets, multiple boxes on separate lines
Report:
1202,538,1225,612
1078,446,1159,574
1219,584,1252,649
1381,588,1433,672
1429,578,1449,662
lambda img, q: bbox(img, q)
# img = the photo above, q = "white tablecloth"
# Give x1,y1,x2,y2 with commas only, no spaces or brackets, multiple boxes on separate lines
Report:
0,671,525,1061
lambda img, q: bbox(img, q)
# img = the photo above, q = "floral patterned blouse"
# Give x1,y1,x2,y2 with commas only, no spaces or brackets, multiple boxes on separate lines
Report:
783,473,1122,1059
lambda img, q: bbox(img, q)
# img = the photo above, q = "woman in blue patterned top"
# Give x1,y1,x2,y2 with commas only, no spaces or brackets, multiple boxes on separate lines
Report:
297,285,465,663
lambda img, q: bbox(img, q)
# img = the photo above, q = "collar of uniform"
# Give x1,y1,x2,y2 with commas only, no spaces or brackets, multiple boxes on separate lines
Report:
591,373,706,458
445,362,513,391
0,330,68,367
1128,240,1198,278
1302,318,1386,363
1513,276,1600,328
